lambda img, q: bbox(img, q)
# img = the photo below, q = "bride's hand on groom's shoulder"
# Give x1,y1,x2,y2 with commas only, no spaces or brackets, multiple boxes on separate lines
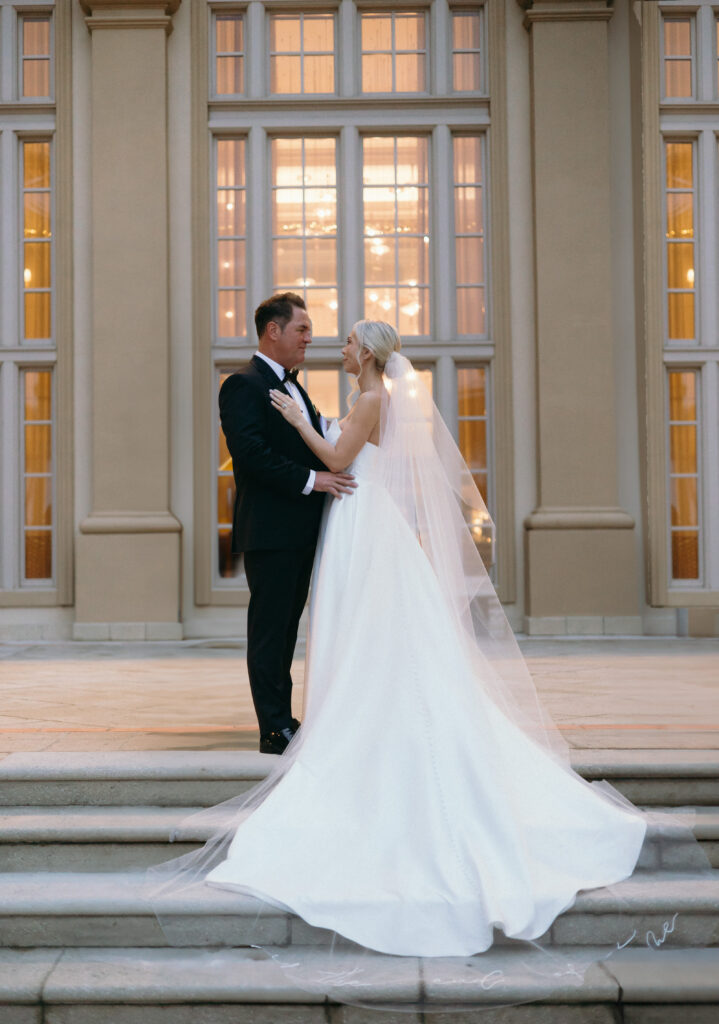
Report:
269,388,304,427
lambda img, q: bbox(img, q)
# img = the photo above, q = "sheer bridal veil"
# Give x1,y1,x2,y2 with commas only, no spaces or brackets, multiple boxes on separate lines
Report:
146,350,713,1013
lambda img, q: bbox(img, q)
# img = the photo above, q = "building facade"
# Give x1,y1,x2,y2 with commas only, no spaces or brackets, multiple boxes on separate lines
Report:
0,0,717,640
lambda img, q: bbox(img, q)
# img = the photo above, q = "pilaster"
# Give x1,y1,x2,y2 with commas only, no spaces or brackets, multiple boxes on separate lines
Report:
74,0,182,634
520,0,640,619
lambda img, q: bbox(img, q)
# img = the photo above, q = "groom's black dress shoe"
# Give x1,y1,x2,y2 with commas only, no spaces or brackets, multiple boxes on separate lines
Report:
259,727,295,754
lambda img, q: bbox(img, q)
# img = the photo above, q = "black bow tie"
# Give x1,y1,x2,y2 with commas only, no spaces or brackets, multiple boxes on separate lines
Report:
283,368,299,385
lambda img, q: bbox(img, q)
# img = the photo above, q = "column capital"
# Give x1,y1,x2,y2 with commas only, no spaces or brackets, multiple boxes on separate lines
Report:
518,0,613,27
80,0,181,34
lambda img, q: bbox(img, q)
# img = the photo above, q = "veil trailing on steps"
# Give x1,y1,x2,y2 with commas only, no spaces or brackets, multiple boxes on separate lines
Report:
146,351,714,1013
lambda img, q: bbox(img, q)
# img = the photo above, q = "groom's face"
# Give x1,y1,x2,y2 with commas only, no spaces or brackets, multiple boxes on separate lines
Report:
270,306,312,369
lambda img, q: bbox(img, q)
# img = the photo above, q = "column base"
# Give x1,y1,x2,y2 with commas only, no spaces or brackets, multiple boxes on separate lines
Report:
524,526,639,618
75,529,181,625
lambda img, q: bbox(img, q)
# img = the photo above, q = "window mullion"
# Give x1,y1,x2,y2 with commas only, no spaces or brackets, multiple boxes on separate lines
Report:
246,0,265,99
1,5,13,102
1,362,19,588
432,124,453,342
431,0,449,95
339,125,362,332
248,125,269,316
697,4,714,101
338,0,356,97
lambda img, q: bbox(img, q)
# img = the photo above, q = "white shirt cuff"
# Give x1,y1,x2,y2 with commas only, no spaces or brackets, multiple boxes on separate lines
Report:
303,470,316,495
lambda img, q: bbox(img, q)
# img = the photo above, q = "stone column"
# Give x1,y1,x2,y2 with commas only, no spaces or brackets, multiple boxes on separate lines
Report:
520,0,640,628
75,0,182,639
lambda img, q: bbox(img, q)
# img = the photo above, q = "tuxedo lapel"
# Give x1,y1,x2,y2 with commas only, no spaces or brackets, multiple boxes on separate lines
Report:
251,354,289,396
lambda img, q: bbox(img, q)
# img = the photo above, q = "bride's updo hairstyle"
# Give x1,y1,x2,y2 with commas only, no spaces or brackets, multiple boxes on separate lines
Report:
352,319,401,373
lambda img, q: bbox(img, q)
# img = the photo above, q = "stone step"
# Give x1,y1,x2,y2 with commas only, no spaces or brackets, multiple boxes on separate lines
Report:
2,945,719,1023
1,804,718,873
1,749,718,807
0,870,717,950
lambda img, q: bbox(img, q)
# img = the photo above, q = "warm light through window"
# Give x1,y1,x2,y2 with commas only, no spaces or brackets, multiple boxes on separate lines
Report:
361,11,426,93
452,8,482,92
454,135,486,336
664,141,695,341
23,370,53,581
662,16,693,99
22,141,52,341
21,16,51,98
667,370,700,581
216,139,246,338
270,13,335,94
214,13,243,95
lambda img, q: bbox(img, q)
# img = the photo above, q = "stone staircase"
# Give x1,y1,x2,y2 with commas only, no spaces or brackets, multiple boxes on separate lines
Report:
0,749,718,1022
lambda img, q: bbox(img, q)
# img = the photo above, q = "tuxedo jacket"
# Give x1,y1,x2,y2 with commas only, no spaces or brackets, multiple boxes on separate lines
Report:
219,355,328,553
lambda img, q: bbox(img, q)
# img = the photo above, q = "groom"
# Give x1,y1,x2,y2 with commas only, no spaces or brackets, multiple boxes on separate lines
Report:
219,292,355,754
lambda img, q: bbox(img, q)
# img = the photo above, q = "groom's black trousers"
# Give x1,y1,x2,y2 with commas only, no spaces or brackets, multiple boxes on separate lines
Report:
243,546,316,736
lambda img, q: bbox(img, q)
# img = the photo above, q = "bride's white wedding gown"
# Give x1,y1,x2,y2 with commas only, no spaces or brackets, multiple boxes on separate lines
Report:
205,421,647,958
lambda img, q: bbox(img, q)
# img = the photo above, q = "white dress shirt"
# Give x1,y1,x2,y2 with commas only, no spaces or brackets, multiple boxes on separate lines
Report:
255,351,317,495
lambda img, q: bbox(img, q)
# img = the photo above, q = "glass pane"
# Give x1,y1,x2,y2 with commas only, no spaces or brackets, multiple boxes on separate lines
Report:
456,236,484,285
307,289,338,337
665,143,692,189
24,193,51,238
273,189,303,234
271,16,300,52
459,419,487,469
667,243,694,290
458,367,487,417
365,287,395,322
362,53,392,92
416,368,434,397
455,186,483,234
217,190,246,236
363,187,397,234
453,11,480,48
364,237,396,283
395,53,424,92
671,530,699,579
305,189,337,234
398,236,428,286
671,477,697,527
273,138,303,184
217,240,245,287
217,140,244,187
304,15,334,52
304,139,336,186
305,238,336,285
219,424,231,471
395,13,424,50
25,531,52,580
666,193,693,239
23,59,50,98
216,56,243,95
457,287,486,335
23,18,50,56
362,15,391,51
218,528,241,579
453,53,480,92
304,55,334,93
397,137,427,183
670,424,697,474
24,293,51,339
304,369,340,419
216,15,243,53
363,137,396,185
668,291,694,340
668,371,696,421
25,477,52,526
271,55,301,93
24,242,51,289
24,142,50,188
664,19,691,57
665,60,692,98
25,371,51,420
24,424,52,473
454,136,482,184
273,238,304,287
218,290,245,337
398,287,428,335
217,475,235,525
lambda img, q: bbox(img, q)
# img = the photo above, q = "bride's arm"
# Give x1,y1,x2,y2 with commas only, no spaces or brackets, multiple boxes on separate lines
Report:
269,389,380,472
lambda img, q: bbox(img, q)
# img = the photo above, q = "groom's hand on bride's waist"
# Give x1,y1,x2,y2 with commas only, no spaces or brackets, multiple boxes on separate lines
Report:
313,471,357,499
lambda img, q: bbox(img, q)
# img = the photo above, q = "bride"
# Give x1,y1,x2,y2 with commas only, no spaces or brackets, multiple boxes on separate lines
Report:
150,320,708,1003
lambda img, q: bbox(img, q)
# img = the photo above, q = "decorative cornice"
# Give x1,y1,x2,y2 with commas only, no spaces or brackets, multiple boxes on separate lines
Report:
518,0,614,27
80,0,181,34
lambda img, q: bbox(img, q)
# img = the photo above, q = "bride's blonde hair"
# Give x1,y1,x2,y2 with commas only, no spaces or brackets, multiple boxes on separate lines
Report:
347,320,401,408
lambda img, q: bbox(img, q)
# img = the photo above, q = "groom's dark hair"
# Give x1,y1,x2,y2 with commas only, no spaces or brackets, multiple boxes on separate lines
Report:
255,292,306,339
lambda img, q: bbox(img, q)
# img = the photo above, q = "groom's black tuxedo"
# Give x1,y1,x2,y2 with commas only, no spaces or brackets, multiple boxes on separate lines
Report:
219,355,327,553
219,354,328,739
